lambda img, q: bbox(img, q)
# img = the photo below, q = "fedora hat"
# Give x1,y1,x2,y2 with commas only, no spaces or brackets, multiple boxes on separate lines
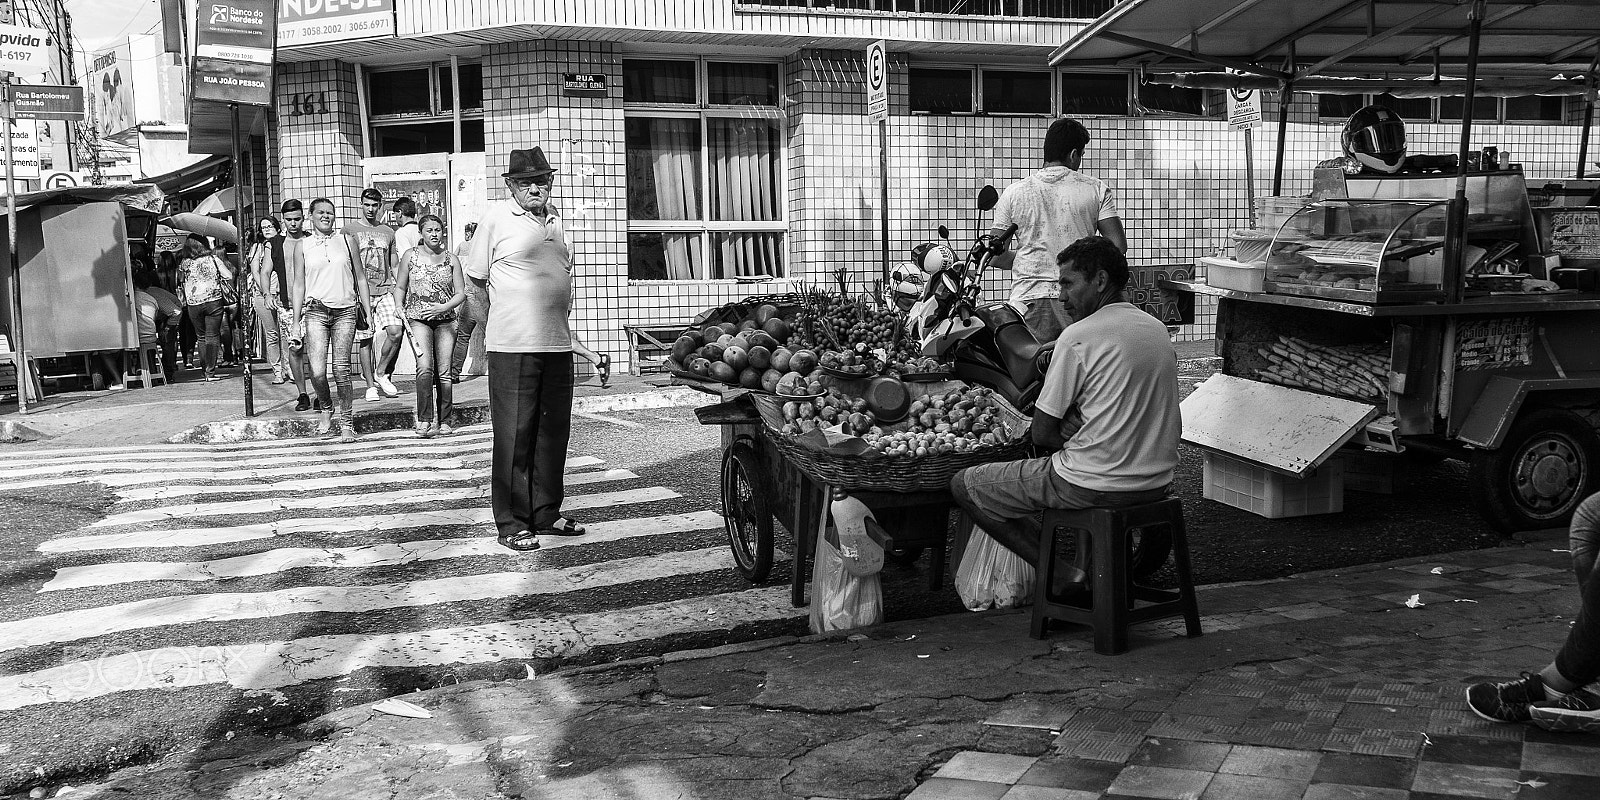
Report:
503,147,557,179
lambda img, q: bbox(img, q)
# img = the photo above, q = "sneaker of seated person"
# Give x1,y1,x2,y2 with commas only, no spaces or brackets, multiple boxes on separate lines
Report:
1530,687,1600,733
1467,672,1565,723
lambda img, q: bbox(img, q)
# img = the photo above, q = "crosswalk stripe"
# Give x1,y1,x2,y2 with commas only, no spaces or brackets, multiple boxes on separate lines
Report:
0,430,495,471
39,488,683,552
92,484,670,527
0,438,497,481
0,424,497,463
40,510,726,592
0,586,801,712
113,467,635,503
2,546,742,655
0,454,604,493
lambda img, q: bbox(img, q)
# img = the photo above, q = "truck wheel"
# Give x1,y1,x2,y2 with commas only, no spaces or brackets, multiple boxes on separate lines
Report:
1469,409,1600,533
722,441,774,583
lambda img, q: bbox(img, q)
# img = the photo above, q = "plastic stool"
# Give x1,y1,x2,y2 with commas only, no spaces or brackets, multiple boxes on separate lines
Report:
1030,498,1201,654
122,344,167,388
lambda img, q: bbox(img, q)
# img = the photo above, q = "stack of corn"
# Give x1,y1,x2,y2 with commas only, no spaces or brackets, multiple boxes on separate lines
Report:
1255,335,1389,403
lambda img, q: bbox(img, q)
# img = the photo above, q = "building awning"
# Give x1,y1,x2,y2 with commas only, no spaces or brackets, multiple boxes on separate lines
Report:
1049,0,1600,80
186,101,267,157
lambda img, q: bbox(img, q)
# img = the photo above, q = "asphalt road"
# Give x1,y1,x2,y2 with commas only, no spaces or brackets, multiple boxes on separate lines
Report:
0,370,1511,794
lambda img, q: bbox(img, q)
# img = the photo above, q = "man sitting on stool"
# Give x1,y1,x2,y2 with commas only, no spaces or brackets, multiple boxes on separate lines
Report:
950,237,1181,597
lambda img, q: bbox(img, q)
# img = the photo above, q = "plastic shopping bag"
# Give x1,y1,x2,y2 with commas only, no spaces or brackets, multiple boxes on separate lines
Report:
809,531,885,634
955,528,1036,611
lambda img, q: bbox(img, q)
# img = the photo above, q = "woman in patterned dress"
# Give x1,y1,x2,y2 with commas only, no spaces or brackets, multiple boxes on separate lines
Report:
392,214,466,437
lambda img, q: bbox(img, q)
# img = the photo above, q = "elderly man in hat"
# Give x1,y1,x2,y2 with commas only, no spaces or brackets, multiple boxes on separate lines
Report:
466,146,587,552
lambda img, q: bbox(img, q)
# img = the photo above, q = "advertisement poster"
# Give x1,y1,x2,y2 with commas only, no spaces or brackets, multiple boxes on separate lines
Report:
195,0,278,64
372,172,449,223
5,119,41,180
90,42,137,138
279,0,396,48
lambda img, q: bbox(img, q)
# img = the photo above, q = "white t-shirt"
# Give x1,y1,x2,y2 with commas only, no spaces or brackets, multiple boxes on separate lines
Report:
464,200,573,353
1034,302,1180,492
993,166,1119,304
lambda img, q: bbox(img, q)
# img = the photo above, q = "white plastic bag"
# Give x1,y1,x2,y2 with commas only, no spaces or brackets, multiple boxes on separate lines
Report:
956,528,1036,611
809,532,884,633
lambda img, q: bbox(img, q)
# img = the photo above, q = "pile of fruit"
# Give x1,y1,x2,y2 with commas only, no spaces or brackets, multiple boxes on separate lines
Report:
1254,335,1389,403
790,292,923,376
778,384,1014,457
671,303,821,392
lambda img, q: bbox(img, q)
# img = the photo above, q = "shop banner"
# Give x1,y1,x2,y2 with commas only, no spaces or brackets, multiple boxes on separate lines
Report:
279,0,396,48
0,22,51,76
195,0,278,65
90,42,137,138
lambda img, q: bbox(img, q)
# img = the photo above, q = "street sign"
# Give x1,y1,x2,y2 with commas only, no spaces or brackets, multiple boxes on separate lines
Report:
41,170,77,189
0,22,49,76
866,40,888,124
192,0,277,107
8,84,84,121
1227,87,1262,130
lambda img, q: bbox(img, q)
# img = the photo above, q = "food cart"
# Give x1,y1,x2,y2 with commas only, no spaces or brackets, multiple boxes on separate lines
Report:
1050,0,1600,532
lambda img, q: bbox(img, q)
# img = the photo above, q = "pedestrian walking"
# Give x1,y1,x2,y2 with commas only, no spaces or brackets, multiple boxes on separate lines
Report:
176,234,234,382
279,199,317,411
288,197,374,443
248,216,294,385
447,221,482,383
990,117,1127,343
394,214,466,437
1468,491,1600,732
466,146,587,552
347,188,404,402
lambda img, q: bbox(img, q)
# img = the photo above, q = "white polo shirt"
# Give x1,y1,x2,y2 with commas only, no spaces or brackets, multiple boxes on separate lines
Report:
464,199,573,353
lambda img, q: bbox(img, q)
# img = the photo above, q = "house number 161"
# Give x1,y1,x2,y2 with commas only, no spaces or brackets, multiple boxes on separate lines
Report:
287,92,330,117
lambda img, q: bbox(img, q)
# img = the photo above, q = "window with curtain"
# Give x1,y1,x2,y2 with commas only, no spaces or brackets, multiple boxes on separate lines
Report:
625,59,786,281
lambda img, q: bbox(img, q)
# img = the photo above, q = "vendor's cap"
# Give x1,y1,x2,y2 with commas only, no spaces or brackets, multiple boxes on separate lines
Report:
503,147,557,179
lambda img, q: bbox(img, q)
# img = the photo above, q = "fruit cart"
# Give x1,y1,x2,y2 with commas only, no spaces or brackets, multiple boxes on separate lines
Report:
1051,0,1600,533
671,290,1034,607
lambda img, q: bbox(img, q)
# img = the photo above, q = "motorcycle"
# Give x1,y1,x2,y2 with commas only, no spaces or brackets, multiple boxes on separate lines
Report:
907,185,1056,415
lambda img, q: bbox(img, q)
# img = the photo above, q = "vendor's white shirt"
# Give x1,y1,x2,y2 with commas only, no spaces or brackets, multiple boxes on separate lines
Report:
1034,302,1180,492
464,200,573,353
993,166,1119,305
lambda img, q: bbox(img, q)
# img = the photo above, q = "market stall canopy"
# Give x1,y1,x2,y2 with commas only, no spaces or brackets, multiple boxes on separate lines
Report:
143,154,231,212
1048,0,1600,80
0,183,164,218
163,211,238,245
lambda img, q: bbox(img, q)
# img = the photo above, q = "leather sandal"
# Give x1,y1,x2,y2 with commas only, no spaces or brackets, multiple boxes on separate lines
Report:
537,517,586,537
497,530,542,552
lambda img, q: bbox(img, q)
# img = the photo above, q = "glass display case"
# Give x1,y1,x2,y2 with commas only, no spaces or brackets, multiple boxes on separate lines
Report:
1264,199,1450,304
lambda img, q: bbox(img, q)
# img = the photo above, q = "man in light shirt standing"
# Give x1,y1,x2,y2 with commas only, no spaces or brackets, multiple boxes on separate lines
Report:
990,117,1127,343
466,147,587,552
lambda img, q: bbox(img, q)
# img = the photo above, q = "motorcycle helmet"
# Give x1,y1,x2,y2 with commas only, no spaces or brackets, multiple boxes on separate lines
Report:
885,261,928,311
909,241,958,275
1342,105,1407,174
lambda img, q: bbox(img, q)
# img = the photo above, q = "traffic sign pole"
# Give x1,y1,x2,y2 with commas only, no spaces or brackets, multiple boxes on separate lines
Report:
0,2,24,414
866,41,890,292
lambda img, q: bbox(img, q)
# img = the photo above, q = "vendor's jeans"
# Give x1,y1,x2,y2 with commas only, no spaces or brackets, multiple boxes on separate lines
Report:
950,456,1169,582
408,317,457,424
1555,493,1600,686
448,285,488,379
186,299,226,377
301,300,358,426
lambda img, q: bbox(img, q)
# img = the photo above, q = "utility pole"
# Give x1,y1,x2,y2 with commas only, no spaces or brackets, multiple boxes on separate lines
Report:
0,0,24,413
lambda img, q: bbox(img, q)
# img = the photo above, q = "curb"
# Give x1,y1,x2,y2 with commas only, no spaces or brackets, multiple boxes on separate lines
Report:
166,388,707,444
0,420,49,444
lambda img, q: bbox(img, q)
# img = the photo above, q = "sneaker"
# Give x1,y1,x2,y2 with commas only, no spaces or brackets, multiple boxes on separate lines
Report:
437,423,454,436
376,374,401,398
106,383,124,392
271,365,287,385
1467,672,1555,723
365,387,381,402
1531,687,1600,733
416,422,435,439
294,393,311,412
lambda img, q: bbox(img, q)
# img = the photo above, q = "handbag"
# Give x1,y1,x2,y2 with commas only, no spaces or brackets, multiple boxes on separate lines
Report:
214,256,240,305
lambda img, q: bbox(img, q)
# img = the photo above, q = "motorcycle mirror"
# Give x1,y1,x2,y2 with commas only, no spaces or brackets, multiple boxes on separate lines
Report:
977,185,999,212
937,225,950,241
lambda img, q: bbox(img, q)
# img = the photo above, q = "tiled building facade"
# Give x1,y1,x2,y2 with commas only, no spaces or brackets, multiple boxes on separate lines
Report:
267,2,1597,371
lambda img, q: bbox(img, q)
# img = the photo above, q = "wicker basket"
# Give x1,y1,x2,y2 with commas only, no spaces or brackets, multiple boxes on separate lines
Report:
761,427,1031,492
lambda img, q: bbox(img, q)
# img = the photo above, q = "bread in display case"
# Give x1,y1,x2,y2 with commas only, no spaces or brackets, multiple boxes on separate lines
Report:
1264,198,1449,304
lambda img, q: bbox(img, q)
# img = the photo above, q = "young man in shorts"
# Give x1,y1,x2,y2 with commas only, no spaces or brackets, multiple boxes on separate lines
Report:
345,188,404,402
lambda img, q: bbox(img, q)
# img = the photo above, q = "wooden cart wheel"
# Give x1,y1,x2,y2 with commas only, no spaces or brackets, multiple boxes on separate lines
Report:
722,440,775,583
1469,408,1600,533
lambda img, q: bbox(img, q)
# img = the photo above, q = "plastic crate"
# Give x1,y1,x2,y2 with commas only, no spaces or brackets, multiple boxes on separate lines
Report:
1202,451,1344,518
